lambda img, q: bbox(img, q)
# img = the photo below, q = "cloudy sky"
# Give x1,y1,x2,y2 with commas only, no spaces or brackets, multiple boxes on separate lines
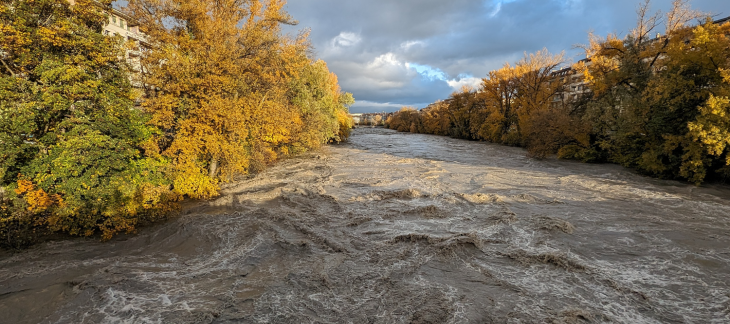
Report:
281,0,727,113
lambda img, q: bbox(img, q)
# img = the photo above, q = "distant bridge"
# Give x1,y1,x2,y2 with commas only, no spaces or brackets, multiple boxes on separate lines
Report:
349,112,394,126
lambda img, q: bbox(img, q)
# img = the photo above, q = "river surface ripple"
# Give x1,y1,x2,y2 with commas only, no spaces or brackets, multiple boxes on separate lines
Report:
1,128,730,323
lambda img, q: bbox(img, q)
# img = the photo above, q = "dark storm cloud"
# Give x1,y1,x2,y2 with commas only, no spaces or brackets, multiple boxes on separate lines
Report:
285,0,726,113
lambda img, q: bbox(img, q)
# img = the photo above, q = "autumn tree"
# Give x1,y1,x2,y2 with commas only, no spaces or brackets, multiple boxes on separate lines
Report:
126,0,352,198
386,107,421,133
474,49,567,151
445,87,483,140
0,0,174,245
377,0,729,184
512,50,565,149
373,114,383,126
288,59,355,150
420,101,451,136
578,0,729,183
642,20,730,182
476,63,519,144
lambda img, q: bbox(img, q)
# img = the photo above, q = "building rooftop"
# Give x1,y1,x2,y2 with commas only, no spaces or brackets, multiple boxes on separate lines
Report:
714,15,730,25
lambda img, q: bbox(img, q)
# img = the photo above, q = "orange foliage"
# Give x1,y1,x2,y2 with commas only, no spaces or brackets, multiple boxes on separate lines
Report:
127,0,352,199
14,180,62,214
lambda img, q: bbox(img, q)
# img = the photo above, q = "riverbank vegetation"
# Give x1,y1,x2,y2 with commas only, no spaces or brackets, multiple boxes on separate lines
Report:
0,0,353,247
387,0,730,185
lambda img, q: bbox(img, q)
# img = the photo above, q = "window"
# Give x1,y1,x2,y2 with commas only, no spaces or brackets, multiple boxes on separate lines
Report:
121,20,125,29
113,16,117,24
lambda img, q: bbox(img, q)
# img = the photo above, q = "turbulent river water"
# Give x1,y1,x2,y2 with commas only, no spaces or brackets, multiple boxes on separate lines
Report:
2,127,730,324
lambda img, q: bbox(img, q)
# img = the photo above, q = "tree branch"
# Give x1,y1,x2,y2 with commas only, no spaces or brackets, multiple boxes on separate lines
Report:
0,58,16,77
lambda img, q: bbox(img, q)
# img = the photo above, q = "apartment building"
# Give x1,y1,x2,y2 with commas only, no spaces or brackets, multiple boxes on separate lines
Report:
103,8,150,89
102,8,149,47
550,58,591,109
67,0,150,88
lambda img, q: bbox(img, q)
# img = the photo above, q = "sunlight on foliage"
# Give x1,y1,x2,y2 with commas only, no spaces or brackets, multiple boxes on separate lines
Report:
388,0,730,184
0,0,352,245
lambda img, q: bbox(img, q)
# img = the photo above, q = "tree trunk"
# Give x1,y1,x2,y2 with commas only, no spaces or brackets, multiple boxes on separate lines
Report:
209,157,219,178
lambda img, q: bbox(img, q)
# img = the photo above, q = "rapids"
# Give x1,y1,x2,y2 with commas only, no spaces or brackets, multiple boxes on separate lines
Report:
1,127,729,323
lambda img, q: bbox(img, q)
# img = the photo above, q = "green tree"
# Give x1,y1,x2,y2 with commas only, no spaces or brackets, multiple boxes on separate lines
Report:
288,60,354,152
0,0,174,243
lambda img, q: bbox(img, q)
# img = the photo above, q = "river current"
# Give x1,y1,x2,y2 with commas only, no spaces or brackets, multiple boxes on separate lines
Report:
1,127,729,323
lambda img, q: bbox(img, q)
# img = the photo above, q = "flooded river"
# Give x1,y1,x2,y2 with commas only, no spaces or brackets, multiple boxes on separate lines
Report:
1,128,729,323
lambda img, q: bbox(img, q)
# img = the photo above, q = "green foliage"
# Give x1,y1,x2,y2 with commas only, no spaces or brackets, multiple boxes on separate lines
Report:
0,0,175,243
288,60,354,151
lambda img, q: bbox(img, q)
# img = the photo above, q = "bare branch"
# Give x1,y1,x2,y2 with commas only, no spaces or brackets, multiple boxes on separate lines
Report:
666,0,704,34
631,0,661,45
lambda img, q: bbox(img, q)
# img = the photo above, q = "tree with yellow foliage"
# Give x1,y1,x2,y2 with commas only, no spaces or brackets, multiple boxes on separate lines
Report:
512,50,565,147
288,60,355,151
645,19,730,182
445,86,483,140
386,107,421,133
387,0,729,184
476,63,519,143
127,0,353,198
475,49,567,150
579,0,730,183
0,0,353,246
421,101,451,136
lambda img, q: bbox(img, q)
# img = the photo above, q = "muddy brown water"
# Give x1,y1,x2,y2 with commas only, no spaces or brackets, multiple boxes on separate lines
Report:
1,127,729,323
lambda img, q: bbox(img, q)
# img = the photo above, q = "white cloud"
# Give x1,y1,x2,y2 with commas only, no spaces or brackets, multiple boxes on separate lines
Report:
488,2,502,17
334,53,414,91
351,100,404,110
282,0,728,112
447,77,483,91
400,40,425,50
369,52,404,68
332,32,361,48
